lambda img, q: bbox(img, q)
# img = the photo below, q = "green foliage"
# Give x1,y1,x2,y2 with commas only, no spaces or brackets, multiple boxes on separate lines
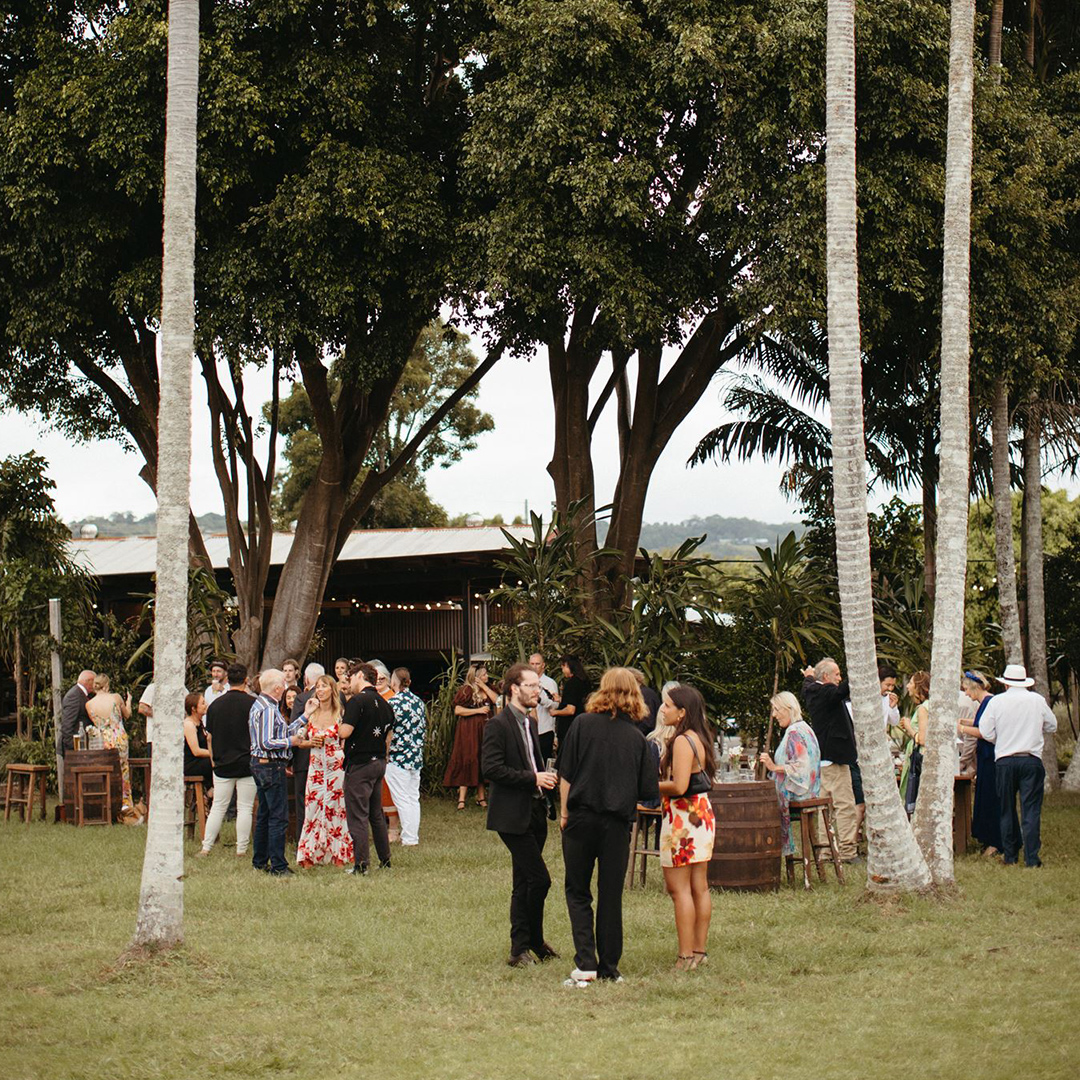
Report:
0,725,59,794
271,320,493,529
420,652,463,796
130,567,237,695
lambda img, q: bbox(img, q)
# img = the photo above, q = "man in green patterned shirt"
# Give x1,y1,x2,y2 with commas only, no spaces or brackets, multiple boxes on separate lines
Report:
386,667,427,846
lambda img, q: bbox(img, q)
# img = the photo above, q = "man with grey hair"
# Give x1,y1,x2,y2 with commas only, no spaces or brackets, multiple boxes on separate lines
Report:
801,658,859,862
289,662,326,832
60,670,96,754
249,668,306,875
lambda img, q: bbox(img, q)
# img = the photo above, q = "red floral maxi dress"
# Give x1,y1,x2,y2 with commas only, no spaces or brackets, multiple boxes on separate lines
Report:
297,721,354,867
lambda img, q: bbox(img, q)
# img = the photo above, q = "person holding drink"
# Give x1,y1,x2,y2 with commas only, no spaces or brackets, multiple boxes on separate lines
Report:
296,674,354,868
482,664,560,968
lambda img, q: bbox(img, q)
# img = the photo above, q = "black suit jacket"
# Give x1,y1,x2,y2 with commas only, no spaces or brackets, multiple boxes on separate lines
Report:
60,684,90,755
483,706,544,835
801,677,857,766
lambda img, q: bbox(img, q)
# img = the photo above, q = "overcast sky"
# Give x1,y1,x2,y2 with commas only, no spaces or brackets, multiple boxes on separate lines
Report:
7,342,1076,530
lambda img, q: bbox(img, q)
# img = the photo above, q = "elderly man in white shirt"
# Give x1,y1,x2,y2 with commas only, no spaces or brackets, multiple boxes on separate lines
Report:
978,664,1057,868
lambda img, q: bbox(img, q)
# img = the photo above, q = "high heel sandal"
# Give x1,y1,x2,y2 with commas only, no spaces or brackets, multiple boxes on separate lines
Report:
674,955,695,972
476,798,488,808
691,951,708,969
457,800,466,811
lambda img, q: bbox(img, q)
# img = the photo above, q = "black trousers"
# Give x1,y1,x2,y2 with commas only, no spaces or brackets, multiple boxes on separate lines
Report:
344,758,390,868
538,731,555,764
498,798,551,957
293,768,308,839
562,809,632,980
995,754,1046,866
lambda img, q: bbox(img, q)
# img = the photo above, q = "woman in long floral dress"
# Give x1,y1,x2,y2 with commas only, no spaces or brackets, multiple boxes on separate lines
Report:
297,675,354,868
759,691,821,856
85,673,134,813
658,684,717,971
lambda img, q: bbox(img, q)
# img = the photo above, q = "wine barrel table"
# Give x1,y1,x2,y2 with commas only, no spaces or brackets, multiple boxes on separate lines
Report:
63,749,122,825
708,780,782,892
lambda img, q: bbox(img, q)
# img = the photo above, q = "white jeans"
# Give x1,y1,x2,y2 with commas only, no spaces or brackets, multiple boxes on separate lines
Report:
384,763,421,845
202,773,257,853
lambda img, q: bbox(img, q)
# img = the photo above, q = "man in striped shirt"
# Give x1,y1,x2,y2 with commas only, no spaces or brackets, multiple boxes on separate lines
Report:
249,668,306,876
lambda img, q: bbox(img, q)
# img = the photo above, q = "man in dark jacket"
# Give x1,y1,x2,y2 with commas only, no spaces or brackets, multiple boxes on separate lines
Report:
801,658,859,861
483,663,559,968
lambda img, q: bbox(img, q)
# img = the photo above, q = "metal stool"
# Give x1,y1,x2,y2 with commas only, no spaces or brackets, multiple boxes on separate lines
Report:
4,764,50,824
71,766,113,826
625,804,663,887
183,776,207,840
787,795,845,889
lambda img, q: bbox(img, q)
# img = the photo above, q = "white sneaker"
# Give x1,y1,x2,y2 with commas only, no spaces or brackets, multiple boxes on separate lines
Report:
563,968,597,988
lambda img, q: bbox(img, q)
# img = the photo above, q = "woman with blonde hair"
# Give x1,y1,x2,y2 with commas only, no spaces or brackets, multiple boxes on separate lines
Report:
85,673,134,814
444,662,498,810
558,667,659,986
959,670,1001,855
657,684,717,971
297,674,354,867
760,691,821,859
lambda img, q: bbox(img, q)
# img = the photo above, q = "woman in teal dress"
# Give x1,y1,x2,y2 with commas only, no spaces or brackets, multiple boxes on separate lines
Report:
760,691,821,855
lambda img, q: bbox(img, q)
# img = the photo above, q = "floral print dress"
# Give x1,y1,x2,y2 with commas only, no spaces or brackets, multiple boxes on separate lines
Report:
770,720,821,855
660,735,716,868
297,721,354,867
89,699,132,812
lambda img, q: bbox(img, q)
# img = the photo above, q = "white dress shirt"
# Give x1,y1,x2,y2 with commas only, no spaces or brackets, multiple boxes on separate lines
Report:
881,694,900,730
536,674,559,736
978,687,1057,760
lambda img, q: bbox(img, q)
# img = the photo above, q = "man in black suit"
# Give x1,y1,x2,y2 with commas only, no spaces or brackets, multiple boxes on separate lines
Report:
801,658,859,862
60,670,96,754
482,663,559,968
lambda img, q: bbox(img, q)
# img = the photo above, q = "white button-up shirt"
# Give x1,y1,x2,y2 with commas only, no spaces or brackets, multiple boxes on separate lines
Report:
978,687,1057,760
536,674,559,735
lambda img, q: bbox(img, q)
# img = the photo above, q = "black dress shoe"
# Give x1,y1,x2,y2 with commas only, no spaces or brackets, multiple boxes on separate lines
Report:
270,866,295,876
507,952,537,968
533,943,559,962
378,859,392,870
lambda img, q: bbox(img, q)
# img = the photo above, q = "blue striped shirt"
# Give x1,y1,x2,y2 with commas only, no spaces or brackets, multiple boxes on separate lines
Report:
248,693,303,760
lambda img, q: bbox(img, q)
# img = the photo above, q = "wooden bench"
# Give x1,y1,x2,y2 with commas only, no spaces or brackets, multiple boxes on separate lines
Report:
71,766,113,826
183,776,207,840
4,764,50,824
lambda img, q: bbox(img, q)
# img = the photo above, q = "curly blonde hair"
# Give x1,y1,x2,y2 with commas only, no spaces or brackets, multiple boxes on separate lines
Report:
586,667,647,721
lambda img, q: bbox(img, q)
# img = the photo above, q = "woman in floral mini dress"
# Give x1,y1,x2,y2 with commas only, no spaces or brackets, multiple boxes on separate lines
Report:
297,674,354,868
658,684,716,971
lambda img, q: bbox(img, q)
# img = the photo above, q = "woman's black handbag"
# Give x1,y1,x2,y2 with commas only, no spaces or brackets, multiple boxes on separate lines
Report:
682,734,713,797
905,745,923,810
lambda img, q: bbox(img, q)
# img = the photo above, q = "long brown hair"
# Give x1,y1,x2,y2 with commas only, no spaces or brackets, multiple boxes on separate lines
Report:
310,674,343,723
660,685,716,776
586,667,647,721
908,670,930,704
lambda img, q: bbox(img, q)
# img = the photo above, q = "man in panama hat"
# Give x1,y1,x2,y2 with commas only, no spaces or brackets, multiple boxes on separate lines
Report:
978,665,1057,867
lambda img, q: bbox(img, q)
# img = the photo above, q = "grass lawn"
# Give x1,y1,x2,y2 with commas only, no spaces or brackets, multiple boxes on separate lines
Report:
2,793,1079,1080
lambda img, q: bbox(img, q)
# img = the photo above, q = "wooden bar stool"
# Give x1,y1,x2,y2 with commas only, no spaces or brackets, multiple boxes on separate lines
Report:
4,764,50,824
787,796,845,889
625,804,663,887
183,776,207,840
71,766,113,826
129,757,151,809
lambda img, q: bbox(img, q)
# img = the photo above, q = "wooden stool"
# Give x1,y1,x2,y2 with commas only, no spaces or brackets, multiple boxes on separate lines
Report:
787,796,845,889
625,804,663,887
71,766,113,826
183,776,207,841
129,757,151,809
4,764,50,824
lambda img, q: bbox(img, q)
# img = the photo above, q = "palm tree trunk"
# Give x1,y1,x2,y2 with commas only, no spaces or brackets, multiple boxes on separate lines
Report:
913,0,976,886
988,0,1004,71
825,0,931,894
1022,400,1058,789
14,628,24,740
132,0,198,951
991,384,1023,662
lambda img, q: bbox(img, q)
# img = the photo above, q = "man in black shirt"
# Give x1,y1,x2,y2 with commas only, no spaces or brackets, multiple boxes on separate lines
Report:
558,674,659,985
340,662,395,875
482,663,559,968
801,658,859,862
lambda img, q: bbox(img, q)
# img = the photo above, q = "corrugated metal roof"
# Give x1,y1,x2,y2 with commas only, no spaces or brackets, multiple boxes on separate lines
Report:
68,526,531,579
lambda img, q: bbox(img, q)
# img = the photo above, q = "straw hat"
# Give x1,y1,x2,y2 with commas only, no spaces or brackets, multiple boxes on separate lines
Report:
998,664,1035,688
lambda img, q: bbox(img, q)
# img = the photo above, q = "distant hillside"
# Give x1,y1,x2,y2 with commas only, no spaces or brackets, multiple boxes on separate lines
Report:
69,512,229,538
601,515,804,559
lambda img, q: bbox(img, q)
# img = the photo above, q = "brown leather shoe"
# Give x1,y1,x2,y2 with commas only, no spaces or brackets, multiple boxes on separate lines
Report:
533,943,559,962
507,952,537,968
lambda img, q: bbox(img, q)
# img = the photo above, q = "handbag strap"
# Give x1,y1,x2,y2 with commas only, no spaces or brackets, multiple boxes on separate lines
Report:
682,733,706,774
